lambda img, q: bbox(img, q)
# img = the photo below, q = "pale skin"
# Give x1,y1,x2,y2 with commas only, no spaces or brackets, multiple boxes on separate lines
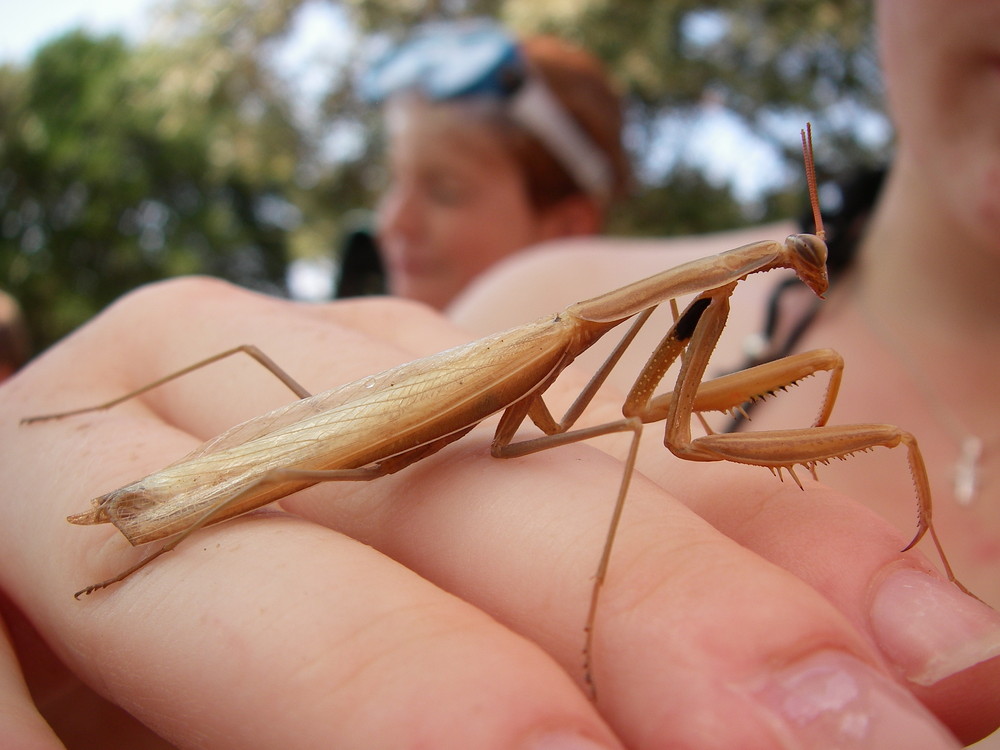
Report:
2,277,1000,748
376,98,602,310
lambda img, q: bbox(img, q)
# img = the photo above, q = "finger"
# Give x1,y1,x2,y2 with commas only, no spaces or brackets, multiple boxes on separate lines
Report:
0,610,64,750
662,459,1000,745
0,596,164,746
56,520,620,749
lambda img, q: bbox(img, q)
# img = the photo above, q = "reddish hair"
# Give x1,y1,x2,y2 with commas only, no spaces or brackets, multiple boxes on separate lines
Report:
506,35,630,210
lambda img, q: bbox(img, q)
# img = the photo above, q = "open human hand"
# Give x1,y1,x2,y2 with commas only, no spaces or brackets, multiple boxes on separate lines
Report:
2,278,998,748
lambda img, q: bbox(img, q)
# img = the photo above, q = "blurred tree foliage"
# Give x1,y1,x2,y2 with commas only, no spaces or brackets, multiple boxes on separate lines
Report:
0,0,881,354
0,30,304,349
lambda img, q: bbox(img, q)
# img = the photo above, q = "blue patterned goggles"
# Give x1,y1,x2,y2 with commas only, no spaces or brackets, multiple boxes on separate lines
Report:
360,21,613,200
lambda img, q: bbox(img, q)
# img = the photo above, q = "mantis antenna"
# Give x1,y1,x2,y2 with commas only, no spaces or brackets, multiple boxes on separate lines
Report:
801,123,825,239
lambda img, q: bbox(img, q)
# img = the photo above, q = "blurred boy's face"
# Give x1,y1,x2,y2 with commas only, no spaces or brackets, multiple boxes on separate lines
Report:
375,99,549,310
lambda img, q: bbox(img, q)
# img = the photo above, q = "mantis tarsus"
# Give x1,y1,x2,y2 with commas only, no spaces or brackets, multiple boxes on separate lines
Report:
23,128,967,696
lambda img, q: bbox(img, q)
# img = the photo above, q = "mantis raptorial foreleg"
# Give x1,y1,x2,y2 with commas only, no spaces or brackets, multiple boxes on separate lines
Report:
500,270,969,697
617,283,965,592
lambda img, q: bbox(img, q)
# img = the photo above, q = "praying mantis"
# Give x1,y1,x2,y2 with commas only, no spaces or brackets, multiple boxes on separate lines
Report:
23,128,966,696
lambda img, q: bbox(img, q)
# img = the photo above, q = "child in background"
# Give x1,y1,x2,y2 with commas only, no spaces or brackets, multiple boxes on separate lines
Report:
342,21,630,310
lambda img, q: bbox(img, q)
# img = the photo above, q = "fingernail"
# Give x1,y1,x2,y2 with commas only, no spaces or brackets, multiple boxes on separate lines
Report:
870,569,1000,685
520,730,620,750
752,651,958,749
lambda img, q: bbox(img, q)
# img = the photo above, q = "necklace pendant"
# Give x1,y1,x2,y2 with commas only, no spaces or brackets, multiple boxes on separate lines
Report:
953,435,983,506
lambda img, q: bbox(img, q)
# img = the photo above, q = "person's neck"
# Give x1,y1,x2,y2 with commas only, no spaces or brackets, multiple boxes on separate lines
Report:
854,155,1000,346
847,154,1000,438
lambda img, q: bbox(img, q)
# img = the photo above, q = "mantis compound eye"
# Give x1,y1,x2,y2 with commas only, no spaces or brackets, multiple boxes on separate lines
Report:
788,233,827,268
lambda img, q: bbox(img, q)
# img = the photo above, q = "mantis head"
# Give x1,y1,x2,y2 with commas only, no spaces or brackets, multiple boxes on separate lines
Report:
785,232,829,298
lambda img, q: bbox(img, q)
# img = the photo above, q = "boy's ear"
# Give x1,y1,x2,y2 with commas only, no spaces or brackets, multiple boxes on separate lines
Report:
538,194,605,239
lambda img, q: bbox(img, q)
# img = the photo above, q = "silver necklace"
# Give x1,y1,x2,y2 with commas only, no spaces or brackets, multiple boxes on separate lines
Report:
860,297,991,506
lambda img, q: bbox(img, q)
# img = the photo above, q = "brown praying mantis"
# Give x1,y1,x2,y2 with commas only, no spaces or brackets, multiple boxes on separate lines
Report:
23,128,967,695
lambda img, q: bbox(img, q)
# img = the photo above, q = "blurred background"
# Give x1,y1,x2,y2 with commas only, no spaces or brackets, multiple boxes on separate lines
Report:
0,0,884,355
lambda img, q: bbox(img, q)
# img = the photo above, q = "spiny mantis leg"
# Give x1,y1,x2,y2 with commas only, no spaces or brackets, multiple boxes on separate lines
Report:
625,287,967,594
642,348,846,429
22,345,312,424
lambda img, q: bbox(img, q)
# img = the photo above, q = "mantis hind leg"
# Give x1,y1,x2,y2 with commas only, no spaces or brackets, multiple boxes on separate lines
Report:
491,394,646,699
23,345,312,424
